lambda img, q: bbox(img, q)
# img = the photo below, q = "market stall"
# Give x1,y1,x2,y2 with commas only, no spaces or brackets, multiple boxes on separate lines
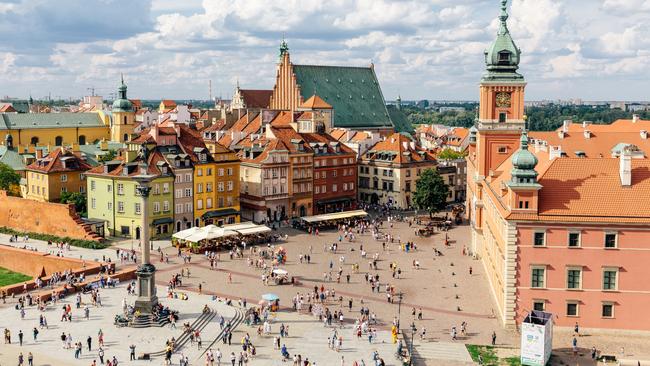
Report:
296,210,368,231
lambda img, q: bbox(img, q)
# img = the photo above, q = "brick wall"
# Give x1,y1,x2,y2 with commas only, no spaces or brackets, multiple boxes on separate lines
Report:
0,245,89,277
0,190,99,241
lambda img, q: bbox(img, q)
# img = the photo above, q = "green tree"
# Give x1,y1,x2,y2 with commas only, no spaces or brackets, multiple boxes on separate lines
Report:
98,149,117,163
438,148,467,161
413,168,449,217
0,162,20,194
60,191,87,216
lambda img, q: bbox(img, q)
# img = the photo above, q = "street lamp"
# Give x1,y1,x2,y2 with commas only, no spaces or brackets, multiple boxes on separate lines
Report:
409,322,417,366
396,292,404,332
131,219,134,251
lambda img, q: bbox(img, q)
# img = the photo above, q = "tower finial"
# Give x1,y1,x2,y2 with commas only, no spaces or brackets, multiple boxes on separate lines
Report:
121,73,124,85
498,0,509,34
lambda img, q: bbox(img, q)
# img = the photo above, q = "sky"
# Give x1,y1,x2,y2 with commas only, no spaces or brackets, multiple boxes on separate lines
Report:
1,0,649,101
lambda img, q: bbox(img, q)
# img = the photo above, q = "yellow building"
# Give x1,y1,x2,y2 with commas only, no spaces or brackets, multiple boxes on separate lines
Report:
23,147,92,202
110,77,136,143
191,142,240,227
1,112,109,148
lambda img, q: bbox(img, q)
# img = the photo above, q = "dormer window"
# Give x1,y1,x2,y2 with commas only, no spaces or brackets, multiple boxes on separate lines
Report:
498,51,511,64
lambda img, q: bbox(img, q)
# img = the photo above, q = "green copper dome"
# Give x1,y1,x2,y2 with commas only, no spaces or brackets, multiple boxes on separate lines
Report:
510,131,539,186
483,0,523,82
112,75,133,112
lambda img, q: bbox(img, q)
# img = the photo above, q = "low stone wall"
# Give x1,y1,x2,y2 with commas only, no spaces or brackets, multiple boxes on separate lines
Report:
31,268,137,303
0,245,106,296
0,190,100,241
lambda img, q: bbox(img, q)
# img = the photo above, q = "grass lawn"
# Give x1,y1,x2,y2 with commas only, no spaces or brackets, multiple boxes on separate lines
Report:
466,345,521,366
0,267,32,287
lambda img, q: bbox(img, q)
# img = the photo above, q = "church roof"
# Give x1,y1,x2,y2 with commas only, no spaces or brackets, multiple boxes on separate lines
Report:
292,64,393,129
386,105,414,134
0,113,106,130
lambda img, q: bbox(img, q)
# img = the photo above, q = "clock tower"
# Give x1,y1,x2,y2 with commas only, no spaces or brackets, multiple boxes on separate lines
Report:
476,0,526,176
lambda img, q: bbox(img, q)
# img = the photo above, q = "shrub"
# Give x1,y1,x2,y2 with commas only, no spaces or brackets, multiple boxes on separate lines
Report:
0,227,109,249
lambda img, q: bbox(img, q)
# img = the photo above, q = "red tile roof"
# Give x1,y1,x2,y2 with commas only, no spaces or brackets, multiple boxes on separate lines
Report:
26,148,92,173
364,133,436,164
300,95,332,109
239,90,272,109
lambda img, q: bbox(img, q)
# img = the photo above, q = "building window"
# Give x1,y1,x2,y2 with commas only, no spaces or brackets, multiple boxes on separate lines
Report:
206,183,213,192
117,201,124,213
568,232,581,247
91,198,96,209
153,184,160,195
60,174,68,182
332,184,337,192
176,204,183,214
163,201,169,212
184,188,192,197
405,170,411,178
533,231,546,246
55,136,63,146
107,202,112,210
197,168,203,177
107,184,112,192
218,168,224,176
206,198,213,209
218,182,224,192
135,203,141,214
197,183,203,193
531,266,545,288
117,183,124,195
499,112,507,123
604,233,617,248
567,268,582,289
207,168,213,176
315,186,320,194
602,303,614,318
566,302,579,317
603,268,618,290
227,181,233,191
163,183,169,193
90,181,96,191
197,199,203,210
153,202,160,213
533,300,545,312
227,168,233,176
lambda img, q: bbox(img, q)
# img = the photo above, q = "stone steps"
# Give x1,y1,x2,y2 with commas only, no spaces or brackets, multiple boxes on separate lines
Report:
148,307,216,358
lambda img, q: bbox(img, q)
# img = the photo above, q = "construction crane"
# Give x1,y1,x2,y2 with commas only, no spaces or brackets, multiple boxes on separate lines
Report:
86,86,113,97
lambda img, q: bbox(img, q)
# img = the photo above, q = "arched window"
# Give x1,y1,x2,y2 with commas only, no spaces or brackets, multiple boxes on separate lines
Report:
30,136,39,145
55,136,63,146
78,135,86,145
123,133,129,142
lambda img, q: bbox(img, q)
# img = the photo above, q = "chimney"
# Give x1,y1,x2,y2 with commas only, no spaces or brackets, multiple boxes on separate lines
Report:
633,114,640,123
640,130,648,139
557,131,565,139
391,137,395,143
35,149,43,159
583,130,591,139
620,149,632,186
582,121,588,128
562,120,571,132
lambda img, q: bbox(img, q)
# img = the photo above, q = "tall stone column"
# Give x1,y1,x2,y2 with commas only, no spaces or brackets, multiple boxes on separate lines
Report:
134,178,158,314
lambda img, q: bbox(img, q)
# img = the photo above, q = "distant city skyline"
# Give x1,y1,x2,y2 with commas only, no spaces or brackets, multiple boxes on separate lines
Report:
1,0,649,101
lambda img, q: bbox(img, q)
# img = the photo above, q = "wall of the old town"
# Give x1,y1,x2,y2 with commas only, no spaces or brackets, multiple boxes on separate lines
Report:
0,190,98,241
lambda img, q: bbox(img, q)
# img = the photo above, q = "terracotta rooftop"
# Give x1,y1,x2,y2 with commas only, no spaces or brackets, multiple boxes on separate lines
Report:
300,95,332,109
26,148,92,174
364,133,436,164
239,89,272,109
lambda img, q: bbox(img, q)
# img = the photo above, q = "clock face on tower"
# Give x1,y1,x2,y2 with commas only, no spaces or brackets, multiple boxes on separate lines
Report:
495,92,511,108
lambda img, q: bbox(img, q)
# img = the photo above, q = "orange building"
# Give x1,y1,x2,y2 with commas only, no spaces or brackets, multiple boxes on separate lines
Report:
24,147,92,202
467,1,650,332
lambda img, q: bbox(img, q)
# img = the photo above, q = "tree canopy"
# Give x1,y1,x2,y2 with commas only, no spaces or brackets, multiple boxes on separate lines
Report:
97,149,117,163
438,148,467,161
413,168,449,217
60,191,87,217
0,162,21,195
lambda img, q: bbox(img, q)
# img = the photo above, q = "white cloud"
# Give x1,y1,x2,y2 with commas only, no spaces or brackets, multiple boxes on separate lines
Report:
1,0,649,100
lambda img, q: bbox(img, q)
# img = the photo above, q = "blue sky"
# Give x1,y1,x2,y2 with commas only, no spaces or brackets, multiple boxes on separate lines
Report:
1,0,649,101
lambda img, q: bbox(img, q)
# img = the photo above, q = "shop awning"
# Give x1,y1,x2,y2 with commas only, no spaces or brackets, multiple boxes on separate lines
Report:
301,209,368,223
184,225,238,243
235,226,272,236
172,226,201,240
223,222,258,231
202,208,240,219
152,217,173,225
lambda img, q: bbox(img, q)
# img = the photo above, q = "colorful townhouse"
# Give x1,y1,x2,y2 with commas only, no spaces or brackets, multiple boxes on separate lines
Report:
23,147,92,202
358,133,437,209
86,143,174,239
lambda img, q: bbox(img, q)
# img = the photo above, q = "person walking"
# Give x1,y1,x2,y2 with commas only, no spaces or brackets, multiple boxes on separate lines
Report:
130,344,136,360
18,329,23,346
491,331,497,346
27,352,33,366
18,352,24,366
87,335,92,351
98,347,105,364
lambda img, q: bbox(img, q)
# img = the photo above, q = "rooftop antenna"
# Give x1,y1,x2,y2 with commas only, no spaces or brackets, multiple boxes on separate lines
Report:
209,79,212,101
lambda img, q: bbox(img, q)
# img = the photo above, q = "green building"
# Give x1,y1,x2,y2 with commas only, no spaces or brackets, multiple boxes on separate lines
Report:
86,143,174,239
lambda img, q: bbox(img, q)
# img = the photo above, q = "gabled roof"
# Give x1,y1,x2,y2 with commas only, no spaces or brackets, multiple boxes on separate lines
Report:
386,105,414,134
0,146,26,171
301,132,355,155
26,148,92,173
239,90,272,109
300,95,332,109
0,105,17,112
292,64,392,129
161,100,176,108
0,112,106,130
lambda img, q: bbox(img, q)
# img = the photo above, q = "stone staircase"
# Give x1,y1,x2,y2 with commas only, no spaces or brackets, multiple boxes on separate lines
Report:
197,306,245,360
149,306,217,358
70,211,104,241
130,312,172,328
